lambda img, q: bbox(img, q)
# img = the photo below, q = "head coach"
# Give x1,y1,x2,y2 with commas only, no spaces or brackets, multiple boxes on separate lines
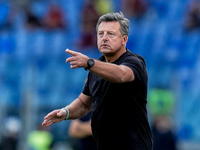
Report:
42,12,153,150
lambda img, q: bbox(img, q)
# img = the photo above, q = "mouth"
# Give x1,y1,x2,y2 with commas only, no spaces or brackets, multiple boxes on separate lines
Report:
101,44,110,48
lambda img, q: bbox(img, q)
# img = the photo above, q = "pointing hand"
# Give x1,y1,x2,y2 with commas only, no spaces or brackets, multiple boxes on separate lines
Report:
65,49,89,69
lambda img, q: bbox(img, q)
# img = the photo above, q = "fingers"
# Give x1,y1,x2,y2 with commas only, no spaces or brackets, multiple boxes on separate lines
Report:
65,49,79,63
42,115,54,127
65,58,79,69
42,113,54,127
70,65,79,69
66,57,81,69
65,48,88,69
66,57,77,63
44,111,56,119
42,119,53,127
65,49,78,56
42,110,61,127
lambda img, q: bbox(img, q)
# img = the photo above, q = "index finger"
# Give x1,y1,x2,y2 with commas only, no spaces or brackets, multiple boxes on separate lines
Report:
65,49,77,56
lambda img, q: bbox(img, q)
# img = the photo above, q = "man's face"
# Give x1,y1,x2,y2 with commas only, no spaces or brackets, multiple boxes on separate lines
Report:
97,21,127,56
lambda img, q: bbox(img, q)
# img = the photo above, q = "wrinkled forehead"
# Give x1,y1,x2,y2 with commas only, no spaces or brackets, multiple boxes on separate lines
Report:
98,21,121,32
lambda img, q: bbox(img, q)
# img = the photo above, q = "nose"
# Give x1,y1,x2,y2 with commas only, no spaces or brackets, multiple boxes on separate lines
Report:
102,33,108,42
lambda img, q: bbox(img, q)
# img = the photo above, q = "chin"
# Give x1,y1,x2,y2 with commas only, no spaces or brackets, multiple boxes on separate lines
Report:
101,51,115,57
99,47,111,52
100,49,111,54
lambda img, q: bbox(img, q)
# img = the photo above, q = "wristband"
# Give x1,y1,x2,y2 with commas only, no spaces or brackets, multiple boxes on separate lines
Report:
62,107,69,120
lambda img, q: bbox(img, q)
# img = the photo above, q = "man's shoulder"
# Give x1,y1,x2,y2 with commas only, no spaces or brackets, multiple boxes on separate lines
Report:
124,49,146,65
126,49,143,58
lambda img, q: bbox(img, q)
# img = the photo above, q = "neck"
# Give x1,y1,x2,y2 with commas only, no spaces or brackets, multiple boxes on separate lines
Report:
105,48,126,63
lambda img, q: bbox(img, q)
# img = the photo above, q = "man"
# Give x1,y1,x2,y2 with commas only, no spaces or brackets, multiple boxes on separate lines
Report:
42,12,153,150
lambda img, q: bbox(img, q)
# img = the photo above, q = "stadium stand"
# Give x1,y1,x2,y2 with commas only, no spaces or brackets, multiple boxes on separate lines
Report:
1,0,200,149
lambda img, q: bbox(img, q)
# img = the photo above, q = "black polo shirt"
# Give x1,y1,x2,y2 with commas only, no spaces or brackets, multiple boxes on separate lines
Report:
82,49,153,150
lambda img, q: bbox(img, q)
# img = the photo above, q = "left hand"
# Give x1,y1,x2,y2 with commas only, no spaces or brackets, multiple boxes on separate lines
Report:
42,109,67,127
65,49,89,69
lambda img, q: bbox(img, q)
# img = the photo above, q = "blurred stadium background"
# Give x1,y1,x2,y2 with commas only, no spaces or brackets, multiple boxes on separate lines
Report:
0,0,200,150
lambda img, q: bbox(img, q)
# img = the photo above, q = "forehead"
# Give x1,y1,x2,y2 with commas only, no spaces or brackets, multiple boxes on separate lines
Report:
98,21,120,32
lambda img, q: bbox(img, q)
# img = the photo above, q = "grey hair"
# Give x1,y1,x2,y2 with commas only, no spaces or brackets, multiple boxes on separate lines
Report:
96,12,130,36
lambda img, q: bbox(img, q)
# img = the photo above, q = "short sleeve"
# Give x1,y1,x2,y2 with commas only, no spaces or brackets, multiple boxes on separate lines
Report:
121,55,146,81
79,111,92,122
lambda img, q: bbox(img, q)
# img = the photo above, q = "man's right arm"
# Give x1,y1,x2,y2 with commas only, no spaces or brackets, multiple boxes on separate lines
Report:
42,93,93,127
66,93,93,119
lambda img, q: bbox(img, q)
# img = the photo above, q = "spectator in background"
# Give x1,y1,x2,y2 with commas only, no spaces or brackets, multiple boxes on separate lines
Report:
68,112,97,150
152,116,177,150
76,1,100,49
28,124,53,150
148,88,177,150
25,8,41,30
94,0,113,15
121,0,148,19
43,3,66,30
0,2,15,31
0,117,21,150
184,0,200,31
148,88,175,115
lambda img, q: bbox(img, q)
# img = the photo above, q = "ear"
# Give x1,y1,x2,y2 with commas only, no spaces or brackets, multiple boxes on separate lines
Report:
122,35,128,46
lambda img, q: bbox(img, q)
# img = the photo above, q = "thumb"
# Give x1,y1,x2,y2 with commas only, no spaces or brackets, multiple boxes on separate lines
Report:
57,109,64,117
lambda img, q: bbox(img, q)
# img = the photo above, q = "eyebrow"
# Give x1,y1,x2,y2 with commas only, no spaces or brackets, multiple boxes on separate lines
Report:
98,30,116,33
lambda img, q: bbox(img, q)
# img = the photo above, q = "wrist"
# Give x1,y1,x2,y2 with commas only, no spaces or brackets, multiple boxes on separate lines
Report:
62,107,69,120
85,58,95,71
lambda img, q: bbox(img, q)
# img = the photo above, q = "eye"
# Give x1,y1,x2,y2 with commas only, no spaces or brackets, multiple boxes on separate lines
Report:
108,32,115,37
98,32,103,37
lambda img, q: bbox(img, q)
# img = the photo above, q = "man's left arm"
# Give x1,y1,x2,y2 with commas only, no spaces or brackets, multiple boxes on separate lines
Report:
65,49,134,83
